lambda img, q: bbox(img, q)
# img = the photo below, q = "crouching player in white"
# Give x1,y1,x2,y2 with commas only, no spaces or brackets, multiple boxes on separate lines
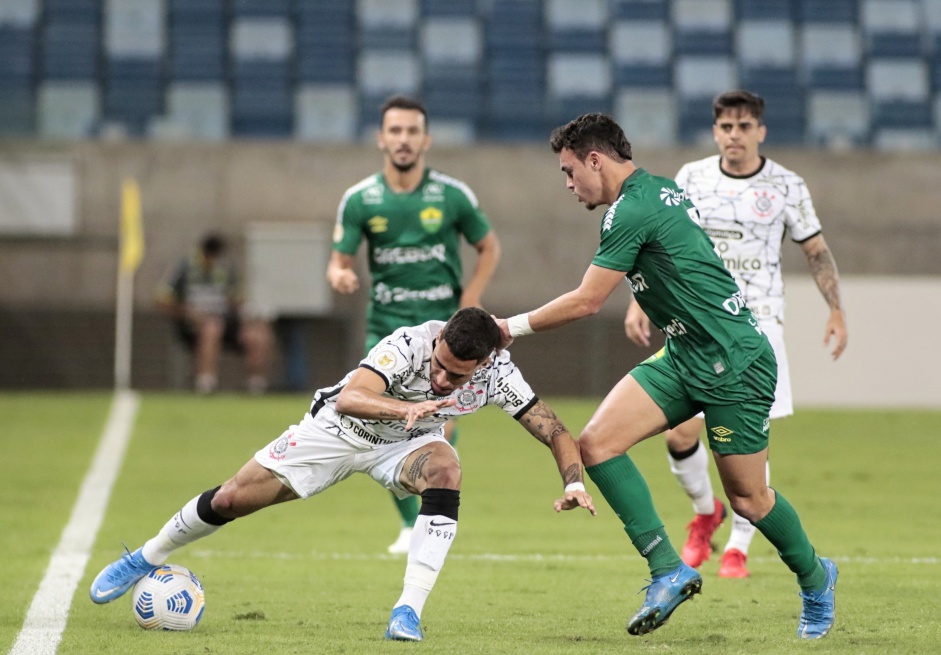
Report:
89,307,596,641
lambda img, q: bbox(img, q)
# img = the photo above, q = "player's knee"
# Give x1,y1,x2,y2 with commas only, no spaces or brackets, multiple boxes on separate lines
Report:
423,458,461,489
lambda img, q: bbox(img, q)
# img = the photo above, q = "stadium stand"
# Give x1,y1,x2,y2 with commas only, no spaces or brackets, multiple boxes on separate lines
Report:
0,0,939,147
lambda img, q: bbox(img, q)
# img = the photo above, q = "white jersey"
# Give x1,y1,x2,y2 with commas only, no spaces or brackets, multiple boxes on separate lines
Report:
307,320,536,446
675,155,822,324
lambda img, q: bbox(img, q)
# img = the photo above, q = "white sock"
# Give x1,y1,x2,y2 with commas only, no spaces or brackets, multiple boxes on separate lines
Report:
141,495,224,565
394,514,458,618
724,460,770,555
667,440,715,515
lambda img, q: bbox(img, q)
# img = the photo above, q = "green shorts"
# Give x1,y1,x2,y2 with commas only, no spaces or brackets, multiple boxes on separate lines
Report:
630,345,777,456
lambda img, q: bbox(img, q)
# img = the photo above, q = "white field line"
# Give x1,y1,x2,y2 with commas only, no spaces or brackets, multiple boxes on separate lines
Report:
8,391,140,655
187,549,938,566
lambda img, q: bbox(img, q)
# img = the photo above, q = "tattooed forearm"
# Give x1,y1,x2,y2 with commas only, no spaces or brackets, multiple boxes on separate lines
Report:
519,400,569,445
407,451,432,483
561,463,581,486
807,247,842,311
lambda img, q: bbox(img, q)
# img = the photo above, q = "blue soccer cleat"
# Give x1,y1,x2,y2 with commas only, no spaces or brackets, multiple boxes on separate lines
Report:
89,546,157,604
627,563,703,635
798,557,838,639
385,604,424,641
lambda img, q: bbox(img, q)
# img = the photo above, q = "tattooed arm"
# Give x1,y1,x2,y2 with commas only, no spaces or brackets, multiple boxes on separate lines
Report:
517,399,596,515
800,234,848,360
336,367,455,429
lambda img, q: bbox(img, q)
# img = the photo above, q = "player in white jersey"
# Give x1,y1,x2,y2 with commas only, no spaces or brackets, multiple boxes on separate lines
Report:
89,308,595,642
624,90,848,578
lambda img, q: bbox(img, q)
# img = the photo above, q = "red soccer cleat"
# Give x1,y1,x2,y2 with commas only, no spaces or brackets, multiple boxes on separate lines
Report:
718,548,750,578
680,498,727,568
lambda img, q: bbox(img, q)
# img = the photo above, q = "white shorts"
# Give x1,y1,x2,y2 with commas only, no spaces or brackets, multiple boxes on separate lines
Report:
692,318,793,421
254,413,455,500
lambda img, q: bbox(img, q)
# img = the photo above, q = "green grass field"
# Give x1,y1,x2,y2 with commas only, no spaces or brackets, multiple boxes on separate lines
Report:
3,393,940,655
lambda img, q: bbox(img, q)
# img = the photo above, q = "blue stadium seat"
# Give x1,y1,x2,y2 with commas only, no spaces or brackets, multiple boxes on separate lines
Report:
296,3,356,83
359,0,418,51
162,81,228,140
233,0,290,17
871,99,933,128
168,0,226,81
807,89,870,146
611,0,670,21
294,84,357,142
861,0,922,58
421,0,477,17
673,0,733,55
614,89,677,146
678,96,717,144
738,19,795,68
0,26,35,83
103,58,164,136
545,0,608,53
800,23,864,89
42,22,99,79
734,0,794,20
796,0,858,23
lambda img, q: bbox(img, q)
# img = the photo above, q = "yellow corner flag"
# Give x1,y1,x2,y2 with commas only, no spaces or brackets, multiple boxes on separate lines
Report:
120,177,144,273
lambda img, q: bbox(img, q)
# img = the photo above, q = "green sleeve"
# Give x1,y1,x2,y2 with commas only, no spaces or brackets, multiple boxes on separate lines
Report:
332,192,365,255
454,188,492,245
591,204,646,273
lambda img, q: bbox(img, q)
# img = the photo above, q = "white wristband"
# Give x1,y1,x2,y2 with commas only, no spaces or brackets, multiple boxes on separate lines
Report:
507,313,534,338
564,482,586,494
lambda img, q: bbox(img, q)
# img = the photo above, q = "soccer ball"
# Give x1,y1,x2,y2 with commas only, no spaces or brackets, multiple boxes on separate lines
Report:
130,564,205,631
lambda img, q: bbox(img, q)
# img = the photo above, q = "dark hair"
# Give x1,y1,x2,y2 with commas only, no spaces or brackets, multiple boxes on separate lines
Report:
441,308,500,363
549,113,632,163
713,90,765,124
200,232,226,257
380,94,428,129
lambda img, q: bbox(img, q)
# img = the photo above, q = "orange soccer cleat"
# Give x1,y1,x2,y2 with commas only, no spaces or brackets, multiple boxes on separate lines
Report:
718,548,751,578
680,498,727,568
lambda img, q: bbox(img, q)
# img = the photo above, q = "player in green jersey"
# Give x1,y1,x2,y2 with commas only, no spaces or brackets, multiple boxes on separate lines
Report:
327,95,501,554
495,113,837,639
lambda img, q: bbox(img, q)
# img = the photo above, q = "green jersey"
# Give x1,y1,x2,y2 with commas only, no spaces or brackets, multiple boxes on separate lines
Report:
333,167,492,341
592,168,770,386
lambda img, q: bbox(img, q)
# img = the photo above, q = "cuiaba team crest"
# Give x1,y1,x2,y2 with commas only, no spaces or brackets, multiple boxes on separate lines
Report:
419,207,443,233
372,347,399,371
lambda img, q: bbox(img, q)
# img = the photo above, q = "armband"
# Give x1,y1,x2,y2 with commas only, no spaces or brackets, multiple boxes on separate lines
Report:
564,482,586,494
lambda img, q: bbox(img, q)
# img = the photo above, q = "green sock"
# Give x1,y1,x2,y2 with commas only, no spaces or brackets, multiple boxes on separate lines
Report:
392,493,419,528
754,489,826,591
586,455,682,577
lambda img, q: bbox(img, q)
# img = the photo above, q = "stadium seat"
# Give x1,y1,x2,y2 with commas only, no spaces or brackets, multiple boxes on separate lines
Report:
796,0,858,23
675,56,737,99
611,20,672,87
807,89,870,146
159,82,228,140
673,0,733,55
861,0,922,58
231,17,293,61
614,88,677,146
872,127,939,150
734,0,794,20
800,23,865,89
358,0,417,50
294,84,357,142
545,0,608,53
168,3,226,82
737,19,795,67
0,86,33,136
678,96,717,144
37,81,100,139
421,17,481,65
233,0,289,16
358,50,421,97
420,0,476,17
611,0,670,21
42,21,100,80
105,0,165,58
296,2,356,84
0,0,38,27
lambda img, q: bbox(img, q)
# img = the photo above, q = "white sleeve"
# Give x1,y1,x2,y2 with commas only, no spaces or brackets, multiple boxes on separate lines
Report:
674,163,691,191
362,330,420,389
784,174,823,242
486,351,537,419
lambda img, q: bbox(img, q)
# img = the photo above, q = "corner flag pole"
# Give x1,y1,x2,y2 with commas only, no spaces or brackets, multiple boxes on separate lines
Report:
114,177,144,390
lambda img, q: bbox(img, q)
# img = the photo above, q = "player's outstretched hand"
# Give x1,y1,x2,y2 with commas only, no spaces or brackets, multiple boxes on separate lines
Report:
404,398,456,429
554,489,596,515
824,309,848,360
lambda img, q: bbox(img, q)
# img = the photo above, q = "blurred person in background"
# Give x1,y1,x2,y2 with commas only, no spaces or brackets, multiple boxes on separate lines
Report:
624,90,848,579
326,94,501,554
157,231,274,395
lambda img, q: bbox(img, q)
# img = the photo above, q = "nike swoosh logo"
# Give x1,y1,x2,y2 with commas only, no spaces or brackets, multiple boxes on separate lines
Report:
670,572,681,583
94,586,120,599
429,520,455,527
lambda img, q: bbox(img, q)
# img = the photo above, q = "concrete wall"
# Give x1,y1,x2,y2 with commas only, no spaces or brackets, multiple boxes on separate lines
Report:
0,141,939,402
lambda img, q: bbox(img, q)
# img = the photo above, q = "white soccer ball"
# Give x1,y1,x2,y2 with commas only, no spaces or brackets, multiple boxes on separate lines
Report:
130,564,205,631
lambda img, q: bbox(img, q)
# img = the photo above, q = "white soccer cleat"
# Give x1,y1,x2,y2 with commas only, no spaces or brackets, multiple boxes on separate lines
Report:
386,527,413,555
